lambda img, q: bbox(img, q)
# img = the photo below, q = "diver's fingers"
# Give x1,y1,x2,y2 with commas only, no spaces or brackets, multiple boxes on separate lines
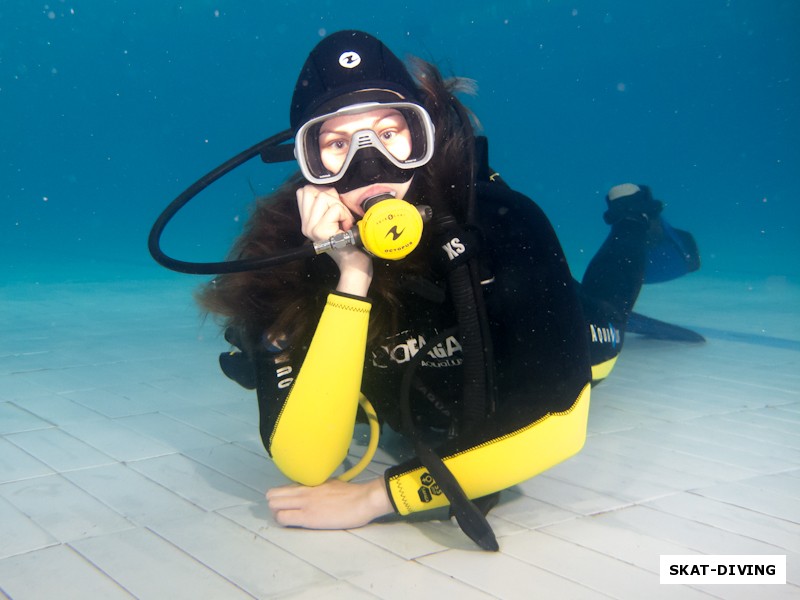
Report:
296,185,350,240
336,202,355,232
271,508,306,527
265,483,303,499
266,487,305,509
296,184,330,228
297,185,342,241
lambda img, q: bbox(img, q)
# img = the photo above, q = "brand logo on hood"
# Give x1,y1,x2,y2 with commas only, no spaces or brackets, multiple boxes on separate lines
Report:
339,51,361,69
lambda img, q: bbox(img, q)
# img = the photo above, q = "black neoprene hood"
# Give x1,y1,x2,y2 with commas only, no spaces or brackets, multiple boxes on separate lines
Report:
290,30,421,131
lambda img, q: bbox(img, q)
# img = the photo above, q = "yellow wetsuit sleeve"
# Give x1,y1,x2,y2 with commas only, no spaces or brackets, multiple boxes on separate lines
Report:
386,383,591,514
269,293,371,486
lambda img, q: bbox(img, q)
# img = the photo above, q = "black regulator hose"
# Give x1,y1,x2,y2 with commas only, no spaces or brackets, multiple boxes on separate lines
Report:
394,95,500,552
443,94,497,429
435,215,489,430
147,129,311,275
149,129,430,274
398,325,499,552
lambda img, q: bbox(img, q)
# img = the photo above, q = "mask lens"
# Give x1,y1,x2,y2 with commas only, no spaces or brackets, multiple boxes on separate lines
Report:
296,103,434,184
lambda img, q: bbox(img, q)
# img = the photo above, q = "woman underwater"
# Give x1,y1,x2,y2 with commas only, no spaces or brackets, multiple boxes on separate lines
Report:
196,30,699,549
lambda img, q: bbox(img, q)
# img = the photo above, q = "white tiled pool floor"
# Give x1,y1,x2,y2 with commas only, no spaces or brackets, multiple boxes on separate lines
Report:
1,271,798,599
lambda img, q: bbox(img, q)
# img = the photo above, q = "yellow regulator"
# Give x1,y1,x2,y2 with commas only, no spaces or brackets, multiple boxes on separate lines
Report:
313,196,431,260
358,198,428,260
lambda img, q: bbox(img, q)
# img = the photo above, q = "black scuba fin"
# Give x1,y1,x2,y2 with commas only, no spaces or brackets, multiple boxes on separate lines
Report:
627,312,705,343
645,219,701,283
219,351,257,389
219,326,257,389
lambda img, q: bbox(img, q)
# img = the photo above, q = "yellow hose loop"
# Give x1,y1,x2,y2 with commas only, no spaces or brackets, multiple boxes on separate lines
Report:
338,394,380,482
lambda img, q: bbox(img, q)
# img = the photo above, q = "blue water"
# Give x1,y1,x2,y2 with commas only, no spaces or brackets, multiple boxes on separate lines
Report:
2,1,798,281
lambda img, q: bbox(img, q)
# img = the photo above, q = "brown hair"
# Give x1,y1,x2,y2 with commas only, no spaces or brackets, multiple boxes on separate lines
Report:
196,58,477,350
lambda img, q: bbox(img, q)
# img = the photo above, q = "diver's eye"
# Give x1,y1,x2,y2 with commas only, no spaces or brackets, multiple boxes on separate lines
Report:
321,137,349,153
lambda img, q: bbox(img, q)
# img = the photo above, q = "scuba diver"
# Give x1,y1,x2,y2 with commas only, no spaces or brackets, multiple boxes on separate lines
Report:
158,30,700,550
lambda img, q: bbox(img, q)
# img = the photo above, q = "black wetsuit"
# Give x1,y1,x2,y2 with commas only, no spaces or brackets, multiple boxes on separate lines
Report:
240,177,646,514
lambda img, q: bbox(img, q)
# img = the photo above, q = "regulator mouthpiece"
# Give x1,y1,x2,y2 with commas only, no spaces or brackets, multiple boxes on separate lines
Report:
313,194,430,260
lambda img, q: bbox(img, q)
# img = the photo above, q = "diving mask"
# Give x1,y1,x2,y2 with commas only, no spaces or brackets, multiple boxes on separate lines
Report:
294,102,435,186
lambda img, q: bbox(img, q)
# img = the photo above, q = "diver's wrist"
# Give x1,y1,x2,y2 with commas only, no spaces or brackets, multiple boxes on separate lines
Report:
336,266,372,296
365,477,393,520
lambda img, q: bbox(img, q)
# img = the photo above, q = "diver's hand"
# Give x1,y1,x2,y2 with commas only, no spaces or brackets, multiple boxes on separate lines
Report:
266,477,393,530
297,184,373,296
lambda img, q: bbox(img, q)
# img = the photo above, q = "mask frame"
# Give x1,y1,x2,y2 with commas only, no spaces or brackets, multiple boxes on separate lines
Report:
294,102,435,185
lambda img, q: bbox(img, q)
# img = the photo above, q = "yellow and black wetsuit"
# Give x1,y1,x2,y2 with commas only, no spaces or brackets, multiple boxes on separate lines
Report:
246,181,638,515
